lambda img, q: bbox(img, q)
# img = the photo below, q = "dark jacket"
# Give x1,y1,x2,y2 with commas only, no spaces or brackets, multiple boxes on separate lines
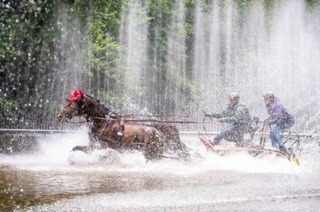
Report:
208,103,251,124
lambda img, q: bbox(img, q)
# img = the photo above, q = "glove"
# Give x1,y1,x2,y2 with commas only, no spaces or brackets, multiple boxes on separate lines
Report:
218,118,226,123
263,119,272,126
204,113,211,117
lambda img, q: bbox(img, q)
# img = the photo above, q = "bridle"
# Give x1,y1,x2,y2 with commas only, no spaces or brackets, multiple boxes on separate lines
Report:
60,97,86,120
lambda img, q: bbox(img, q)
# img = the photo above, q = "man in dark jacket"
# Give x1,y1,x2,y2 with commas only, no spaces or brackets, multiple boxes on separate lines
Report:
205,92,251,145
263,93,295,153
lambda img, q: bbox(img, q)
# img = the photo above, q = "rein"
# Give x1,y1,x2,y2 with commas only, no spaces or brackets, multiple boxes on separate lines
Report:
199,111,211,139
87,116,206,124
62,95,207,125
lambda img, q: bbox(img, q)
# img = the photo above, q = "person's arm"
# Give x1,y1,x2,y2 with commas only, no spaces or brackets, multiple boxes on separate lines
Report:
219,105,248,123
265,104,284,125
205,108,231,119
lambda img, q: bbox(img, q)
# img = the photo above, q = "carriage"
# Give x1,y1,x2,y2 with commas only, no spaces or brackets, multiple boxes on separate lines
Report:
58,89,300,165
199,117,301,166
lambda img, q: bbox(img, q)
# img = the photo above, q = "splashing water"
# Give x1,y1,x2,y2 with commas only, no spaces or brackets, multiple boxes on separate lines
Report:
0,132,318,211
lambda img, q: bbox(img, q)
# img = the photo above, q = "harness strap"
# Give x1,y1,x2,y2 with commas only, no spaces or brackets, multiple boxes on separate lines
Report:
116,117,125,140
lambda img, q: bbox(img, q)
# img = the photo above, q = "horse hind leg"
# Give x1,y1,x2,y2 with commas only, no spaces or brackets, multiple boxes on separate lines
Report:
170,140,190,162
163,131,190,161
144,130,164,160
176,142,191,161
155,125,191,161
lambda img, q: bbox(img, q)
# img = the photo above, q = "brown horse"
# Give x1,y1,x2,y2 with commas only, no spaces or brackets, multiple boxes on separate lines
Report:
57,90,189,160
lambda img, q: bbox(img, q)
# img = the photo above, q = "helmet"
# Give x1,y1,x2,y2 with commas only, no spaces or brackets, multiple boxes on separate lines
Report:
68,89,85,101
228,92,240,100
263,92,275,100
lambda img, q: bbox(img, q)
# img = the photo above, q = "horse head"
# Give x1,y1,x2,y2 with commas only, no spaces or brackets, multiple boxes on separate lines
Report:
57,89,111,122
57,89,87,122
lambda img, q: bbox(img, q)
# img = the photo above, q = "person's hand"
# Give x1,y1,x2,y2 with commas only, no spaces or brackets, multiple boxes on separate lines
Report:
218,118,225,123
263,119,271,126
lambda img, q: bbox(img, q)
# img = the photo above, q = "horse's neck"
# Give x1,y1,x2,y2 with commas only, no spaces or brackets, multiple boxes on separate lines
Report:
86,107,106,118
84,96,109,126
86,95,112,114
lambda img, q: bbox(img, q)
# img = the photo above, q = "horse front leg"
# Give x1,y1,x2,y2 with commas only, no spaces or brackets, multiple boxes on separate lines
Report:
71,137,108,153
71,134,97,153
72,145,92,153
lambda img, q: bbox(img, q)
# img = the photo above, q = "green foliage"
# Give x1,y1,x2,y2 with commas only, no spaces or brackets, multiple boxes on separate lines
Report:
235,0,254,15
0,0,319,128
71,0,124,96
305,0,320,12
0,93,19,120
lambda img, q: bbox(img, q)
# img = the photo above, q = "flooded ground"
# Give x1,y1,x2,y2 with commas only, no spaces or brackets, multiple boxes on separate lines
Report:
0,132,319,211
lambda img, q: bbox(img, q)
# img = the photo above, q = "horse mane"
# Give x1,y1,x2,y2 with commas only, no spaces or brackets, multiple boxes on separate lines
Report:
85,94,117,116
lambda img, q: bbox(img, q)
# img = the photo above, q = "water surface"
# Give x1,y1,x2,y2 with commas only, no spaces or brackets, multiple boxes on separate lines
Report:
0,133,318,211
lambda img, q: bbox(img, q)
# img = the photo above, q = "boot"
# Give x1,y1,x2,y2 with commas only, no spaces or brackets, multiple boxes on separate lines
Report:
280,147,291,159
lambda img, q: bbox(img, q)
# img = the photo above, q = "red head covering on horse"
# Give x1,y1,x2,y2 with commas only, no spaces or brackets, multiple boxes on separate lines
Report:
68,89,85,102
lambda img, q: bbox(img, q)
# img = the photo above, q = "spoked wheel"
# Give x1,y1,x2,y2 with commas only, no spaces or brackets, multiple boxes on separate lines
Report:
248,145,264,157
236,142,264,157
259,125,268,147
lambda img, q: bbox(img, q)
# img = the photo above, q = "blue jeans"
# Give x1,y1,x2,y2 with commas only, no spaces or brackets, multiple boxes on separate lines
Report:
269,122,294,151
213,124,245,145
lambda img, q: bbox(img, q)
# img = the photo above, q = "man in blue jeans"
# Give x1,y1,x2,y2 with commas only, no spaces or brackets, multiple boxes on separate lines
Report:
263,93,295,153
205,93,251,146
